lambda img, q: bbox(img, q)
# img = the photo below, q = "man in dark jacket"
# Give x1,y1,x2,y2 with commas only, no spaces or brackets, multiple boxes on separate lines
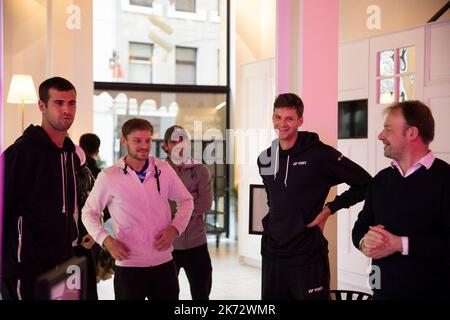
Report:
257,93,371,300
79,133,101,179
1,77,80,300
352,101,450,299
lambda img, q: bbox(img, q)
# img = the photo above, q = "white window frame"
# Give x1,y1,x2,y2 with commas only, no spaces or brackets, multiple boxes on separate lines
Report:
376,46,416,104
122,0,163,15
167,1,206,21
128,42,154,83
175,46,197,85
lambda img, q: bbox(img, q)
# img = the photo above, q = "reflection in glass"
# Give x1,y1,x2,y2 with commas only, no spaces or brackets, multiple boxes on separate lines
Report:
399,75,415,102
93,89,228,230
379,50,395,77
400,46,415,74
379,78,395,104
94,90,226,166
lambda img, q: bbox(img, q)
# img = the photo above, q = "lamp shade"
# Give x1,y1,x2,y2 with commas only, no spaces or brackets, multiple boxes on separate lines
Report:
7,74,38,104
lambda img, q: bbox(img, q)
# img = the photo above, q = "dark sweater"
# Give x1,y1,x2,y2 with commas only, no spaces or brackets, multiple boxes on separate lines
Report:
2,125,80,280
257,132,372,266
352,158,450,299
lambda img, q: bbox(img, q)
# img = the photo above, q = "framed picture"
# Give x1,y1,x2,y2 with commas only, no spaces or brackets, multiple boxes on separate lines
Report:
249,184,269,235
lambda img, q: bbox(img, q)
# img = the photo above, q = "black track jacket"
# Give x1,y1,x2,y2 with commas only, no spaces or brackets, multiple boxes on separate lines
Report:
2,125,80,281
257,131,371,266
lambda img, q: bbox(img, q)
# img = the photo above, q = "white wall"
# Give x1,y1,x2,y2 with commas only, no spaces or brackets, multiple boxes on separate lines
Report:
340,0,450,42
3,0,48,149
235,0,276,266
2,0,93,151
425,20,450,164
237,59,275,267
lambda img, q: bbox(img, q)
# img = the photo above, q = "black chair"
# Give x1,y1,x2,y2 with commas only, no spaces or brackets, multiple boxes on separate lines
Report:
330,289,372,300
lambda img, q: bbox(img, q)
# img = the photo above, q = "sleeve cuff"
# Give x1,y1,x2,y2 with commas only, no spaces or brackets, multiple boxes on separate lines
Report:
97,230,111,247
170,223,181,236
401,236,409,255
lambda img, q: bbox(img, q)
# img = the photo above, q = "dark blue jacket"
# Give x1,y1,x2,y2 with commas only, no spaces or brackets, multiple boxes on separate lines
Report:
2,125,80,280
258,131,371,266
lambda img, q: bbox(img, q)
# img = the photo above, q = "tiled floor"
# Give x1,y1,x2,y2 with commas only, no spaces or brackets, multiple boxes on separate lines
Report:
97,238,261,300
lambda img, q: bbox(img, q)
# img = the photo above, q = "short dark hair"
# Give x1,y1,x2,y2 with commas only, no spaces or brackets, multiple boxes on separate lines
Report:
386,100,435,145
273,93,304,117
163,125,188,144
79,133,101,156
39,77,77,105
121,118,154,138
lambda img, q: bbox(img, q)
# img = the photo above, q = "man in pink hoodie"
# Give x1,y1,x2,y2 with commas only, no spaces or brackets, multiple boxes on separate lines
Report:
82,118,193,300
163,125,213,300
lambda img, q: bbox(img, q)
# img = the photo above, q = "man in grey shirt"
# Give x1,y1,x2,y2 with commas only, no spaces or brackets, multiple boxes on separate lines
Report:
163,125,213,300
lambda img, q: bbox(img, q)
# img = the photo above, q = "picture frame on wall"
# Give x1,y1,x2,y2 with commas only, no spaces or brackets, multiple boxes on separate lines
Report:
248,184,269,235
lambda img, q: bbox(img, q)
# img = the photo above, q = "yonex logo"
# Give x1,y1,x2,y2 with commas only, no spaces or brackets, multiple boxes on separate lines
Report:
307,286,324,294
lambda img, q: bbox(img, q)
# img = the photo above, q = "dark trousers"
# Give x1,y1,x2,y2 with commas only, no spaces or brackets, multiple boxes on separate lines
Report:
172,243,212,300
1,277,34,300
114,260,179,300
73,245,98,300
261,255,330,300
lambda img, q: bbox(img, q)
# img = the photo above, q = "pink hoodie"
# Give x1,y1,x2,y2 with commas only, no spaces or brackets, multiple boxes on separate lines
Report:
82,156,193,267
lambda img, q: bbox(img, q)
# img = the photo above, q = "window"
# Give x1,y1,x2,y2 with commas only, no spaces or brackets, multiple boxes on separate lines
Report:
94,0,230,239
95,0,225,85
377,46,415,104
176,46,197,85
338,100,368,139
129,0,153,7
94,90,227,163
128,42,153,83
175,0,195,13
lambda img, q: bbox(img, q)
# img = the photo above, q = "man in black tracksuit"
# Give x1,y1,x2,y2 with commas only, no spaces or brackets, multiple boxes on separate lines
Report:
352,101,450,299
257,93,371,300
1,77,79,300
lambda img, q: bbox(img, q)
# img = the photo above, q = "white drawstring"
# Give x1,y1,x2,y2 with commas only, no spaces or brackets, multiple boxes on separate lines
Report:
17,217,23,263
17,217,23,300
17,279,22,300
71,153,79,231
61,153,66,214
284,155,290,187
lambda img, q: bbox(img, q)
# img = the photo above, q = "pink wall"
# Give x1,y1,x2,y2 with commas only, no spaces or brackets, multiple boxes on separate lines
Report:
276,0,291,93
301,0,339,143
276,0,339,144
275,0,339,288
0,0,4,276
